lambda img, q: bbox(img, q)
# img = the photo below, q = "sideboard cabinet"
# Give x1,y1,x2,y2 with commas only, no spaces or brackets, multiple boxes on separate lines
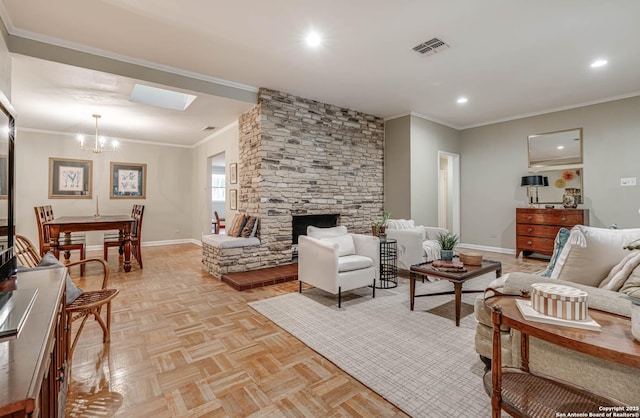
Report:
516,208,589,258
0,267,68,417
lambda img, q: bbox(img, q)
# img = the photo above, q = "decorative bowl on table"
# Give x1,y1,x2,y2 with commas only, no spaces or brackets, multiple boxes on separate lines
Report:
459,252,483,266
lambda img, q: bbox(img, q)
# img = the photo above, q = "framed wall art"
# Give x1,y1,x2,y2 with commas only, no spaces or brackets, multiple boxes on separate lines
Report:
229,189,237,210
230,163,237,184
49,157,93,199
110,162,147,199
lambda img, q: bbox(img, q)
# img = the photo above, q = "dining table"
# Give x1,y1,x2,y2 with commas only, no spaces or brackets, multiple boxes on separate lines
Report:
45,215,136,272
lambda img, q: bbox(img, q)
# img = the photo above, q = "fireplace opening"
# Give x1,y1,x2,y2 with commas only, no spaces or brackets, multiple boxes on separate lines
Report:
292,214,340,245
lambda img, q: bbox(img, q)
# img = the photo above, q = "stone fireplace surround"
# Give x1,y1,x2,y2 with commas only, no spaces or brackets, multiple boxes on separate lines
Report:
207,88,385,276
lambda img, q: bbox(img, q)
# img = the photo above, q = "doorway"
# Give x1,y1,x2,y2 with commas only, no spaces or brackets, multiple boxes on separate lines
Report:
209,152,226,233
438,152,460,236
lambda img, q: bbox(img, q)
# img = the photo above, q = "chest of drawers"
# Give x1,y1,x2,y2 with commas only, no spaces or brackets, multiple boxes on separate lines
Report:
516,208,589,258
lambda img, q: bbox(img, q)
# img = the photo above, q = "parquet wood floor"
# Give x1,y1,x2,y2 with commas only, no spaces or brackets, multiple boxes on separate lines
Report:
65,245,547,417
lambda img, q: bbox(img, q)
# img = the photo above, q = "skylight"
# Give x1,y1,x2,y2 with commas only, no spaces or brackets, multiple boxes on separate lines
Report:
130,84,197,111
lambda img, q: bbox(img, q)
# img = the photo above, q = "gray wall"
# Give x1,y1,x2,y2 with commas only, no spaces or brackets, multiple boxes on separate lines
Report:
191,123,240,239
0,22,11,100
16,130,193,247
384,114,461,227
460,95,640,251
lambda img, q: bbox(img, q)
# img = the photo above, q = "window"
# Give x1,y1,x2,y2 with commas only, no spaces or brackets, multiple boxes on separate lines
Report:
211,173,225,202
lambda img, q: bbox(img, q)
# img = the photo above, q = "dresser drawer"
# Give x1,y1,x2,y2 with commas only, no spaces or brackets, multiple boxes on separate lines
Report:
517,236,555,255
516,224,562,239
516,212,583,226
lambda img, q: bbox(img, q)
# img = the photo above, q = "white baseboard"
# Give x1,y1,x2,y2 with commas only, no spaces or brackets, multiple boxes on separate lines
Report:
457,243,516,255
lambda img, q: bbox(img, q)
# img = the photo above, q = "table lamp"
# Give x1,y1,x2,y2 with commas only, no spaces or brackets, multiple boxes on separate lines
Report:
521,175,547,206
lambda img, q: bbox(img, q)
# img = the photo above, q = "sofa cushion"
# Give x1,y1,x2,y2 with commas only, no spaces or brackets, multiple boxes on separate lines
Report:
385,219,415,230
542,228,571,277
307,225,348,239
338,254,373,272
599,250,640,291
550,226,640,287
620,263,640,299
321,234,356,257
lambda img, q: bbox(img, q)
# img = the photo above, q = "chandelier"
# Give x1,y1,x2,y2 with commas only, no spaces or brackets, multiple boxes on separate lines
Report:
78,114,118,153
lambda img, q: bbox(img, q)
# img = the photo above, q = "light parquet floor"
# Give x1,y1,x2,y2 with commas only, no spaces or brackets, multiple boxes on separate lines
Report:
65,244,547,417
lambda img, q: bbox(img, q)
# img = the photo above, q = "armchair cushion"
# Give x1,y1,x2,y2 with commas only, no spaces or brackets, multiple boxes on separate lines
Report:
338,254,374,272
321,234,356,257
385,219,415,230
17,252,84,305
307,225,348,239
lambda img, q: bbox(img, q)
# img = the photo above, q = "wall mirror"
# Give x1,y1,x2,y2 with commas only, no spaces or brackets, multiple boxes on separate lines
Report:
535,168,583,205
528,128,582,168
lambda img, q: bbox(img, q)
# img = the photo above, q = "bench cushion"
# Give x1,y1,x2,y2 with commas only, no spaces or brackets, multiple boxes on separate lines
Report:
202,234,260,249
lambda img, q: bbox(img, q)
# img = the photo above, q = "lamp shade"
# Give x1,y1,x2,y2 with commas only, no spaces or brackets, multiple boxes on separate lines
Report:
521,175,546,187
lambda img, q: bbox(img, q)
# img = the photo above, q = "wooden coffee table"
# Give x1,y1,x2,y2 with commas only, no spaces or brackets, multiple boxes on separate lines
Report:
410,259,502,326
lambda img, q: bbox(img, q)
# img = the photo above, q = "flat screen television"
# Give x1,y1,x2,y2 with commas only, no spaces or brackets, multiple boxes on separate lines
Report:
0,95,16,282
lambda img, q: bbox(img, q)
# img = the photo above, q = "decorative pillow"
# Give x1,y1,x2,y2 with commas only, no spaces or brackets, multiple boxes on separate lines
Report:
307,225,348,239
250,217,259,237
385,219,415,230
232,214,246,237
241,216,257,238
620,263,640,298
550,226,640,287
541,228,571,277
600,251,640,291
38,252,84,305
227,213,242,235
321,234,356,257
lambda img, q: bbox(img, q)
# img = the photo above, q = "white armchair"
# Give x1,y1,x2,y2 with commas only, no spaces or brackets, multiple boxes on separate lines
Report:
298,225,379,308
384,219,448,270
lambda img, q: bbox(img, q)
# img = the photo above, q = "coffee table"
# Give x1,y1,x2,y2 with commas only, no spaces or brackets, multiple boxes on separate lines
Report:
410,258,502,326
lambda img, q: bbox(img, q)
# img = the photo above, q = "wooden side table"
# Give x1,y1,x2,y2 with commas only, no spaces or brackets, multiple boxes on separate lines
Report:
485,296,639,417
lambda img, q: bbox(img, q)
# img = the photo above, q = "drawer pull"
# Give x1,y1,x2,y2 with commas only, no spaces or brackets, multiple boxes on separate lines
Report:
561,217,567,222
56,372,65,382
527,216,532,220
527,241,533,245
527,228,533,233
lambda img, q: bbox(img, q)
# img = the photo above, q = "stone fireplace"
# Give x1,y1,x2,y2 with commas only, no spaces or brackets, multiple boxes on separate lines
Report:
292,214,340,245
237,88,385,270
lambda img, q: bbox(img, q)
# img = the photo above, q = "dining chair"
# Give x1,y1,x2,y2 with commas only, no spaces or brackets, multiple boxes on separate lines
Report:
34,205,87,276
103,204,144,268
214,211,225,234
15,234,119,364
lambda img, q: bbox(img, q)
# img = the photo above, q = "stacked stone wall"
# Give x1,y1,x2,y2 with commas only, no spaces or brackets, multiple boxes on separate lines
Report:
236,88,385,269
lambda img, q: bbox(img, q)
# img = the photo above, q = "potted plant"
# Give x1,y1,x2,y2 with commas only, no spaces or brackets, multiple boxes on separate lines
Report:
372,210,391,237
436,232,459,261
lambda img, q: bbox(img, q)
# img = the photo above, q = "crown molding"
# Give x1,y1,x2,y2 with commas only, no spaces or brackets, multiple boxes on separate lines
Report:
17,127,192,148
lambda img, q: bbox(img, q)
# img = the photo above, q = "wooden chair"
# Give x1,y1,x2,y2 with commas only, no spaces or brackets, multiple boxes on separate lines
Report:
103,204,144,268
214,211,225,234
34,205,87,276
15,234,119,363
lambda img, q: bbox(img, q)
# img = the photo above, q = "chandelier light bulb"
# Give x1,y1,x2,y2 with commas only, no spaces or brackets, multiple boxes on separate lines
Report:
79,114,118,153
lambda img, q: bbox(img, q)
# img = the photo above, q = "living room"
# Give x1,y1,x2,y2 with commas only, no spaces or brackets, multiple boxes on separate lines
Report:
1,1,640,417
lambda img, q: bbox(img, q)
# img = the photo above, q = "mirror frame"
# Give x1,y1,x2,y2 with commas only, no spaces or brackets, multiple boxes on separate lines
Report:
528,128,583,168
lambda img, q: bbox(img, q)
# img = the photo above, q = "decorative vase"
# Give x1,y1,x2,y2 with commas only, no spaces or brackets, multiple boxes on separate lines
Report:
440,249,454,261
562,188,580,208
632,302,640,342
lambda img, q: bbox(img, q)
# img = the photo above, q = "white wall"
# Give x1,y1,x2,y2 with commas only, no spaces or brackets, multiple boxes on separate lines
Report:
0,26,11,100
16,130,193,246
460,96,640,250
191,122,239,239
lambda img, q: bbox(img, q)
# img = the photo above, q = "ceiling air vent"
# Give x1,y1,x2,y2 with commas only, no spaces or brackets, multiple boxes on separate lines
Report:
202,126,216,132
412,37,450,55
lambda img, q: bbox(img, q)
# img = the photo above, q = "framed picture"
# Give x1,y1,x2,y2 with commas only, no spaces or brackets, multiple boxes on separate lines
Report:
49,157,93,199
230,163,238,184
229,189,237,210
0,155,7,199
110,162,147,199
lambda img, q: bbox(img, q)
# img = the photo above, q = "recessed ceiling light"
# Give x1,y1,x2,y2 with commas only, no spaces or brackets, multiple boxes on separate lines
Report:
557,145,565,150
457,97,468,104
306,31,322,48
590,59,608,68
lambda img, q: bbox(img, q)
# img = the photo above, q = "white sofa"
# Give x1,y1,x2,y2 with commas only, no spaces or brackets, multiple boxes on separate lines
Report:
474,225,640,405
298,225,380,308
384,219,447,270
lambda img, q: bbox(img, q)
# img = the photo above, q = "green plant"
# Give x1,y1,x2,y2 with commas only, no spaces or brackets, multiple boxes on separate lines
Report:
624,239,640,251
373,210,391,233
436,232,459,250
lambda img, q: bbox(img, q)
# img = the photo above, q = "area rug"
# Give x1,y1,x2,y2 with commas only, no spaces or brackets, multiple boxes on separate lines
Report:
249,275,496,418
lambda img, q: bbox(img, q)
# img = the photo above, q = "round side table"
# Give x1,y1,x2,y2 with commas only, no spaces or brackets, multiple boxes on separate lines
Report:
377,237,398,289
